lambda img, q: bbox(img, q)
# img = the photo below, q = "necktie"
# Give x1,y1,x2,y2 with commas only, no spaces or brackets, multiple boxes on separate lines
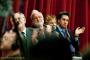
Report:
21,32,27,49
21,32,28,56
22,32,26,40
65,29,75,53
65,29,70,42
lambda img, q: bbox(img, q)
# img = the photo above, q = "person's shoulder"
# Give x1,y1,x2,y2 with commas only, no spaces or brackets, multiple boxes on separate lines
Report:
4,29,16,35
55,25,60,32
26,27,33,30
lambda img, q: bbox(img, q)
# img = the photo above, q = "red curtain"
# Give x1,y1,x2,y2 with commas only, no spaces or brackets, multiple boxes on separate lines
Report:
1,0,90,55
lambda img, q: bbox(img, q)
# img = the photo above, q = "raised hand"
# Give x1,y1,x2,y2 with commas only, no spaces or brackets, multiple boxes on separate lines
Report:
31,30,38,44
75,27,85,36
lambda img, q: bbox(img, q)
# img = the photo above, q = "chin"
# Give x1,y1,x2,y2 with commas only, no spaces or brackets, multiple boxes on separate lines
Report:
18,25,23,28
32,25,40,28
62,26,67,29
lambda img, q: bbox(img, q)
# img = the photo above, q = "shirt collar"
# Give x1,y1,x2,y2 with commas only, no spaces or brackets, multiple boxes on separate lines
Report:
57,25,65,32
22,27,26,35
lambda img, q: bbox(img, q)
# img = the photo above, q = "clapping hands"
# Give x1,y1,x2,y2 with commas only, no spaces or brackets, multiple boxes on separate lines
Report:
75,27,85,36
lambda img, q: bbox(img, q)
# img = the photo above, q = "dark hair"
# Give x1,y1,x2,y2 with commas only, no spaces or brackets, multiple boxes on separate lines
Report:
56,11,69,21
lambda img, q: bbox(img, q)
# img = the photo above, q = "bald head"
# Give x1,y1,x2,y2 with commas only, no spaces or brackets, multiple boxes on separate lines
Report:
13,12,26,30
31,10,44,28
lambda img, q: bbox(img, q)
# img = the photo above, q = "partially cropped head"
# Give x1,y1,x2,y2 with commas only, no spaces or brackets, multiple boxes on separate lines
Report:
0,31,16,50
14,12,26,29
31,10,44,28
56,11,69,29
45,15,57,30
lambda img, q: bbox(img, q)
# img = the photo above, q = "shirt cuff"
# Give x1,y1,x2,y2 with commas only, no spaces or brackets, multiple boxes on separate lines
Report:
75,36,79,41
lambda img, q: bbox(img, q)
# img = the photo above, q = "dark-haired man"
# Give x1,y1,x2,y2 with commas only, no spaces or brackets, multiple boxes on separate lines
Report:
55,11,85,60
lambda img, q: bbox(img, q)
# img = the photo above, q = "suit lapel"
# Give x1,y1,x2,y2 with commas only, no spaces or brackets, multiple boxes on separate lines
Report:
26,28,33,46
56,27,65,39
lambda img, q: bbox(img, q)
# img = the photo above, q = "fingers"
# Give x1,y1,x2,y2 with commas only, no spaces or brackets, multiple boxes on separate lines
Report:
81,27,85,33
81,27,85,30
76,27,80,30
75,27,85,35
79,27,85,33
77,27,85,30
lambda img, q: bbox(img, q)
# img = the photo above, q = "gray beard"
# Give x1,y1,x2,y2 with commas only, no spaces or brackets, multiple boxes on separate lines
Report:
32,24,41,28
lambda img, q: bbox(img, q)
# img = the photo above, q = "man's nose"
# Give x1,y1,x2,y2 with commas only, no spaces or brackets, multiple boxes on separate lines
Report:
53,23,56,26
37,18,40,22
64,20,68,23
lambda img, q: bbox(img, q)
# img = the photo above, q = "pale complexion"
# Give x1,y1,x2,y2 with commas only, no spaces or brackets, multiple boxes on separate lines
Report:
58,15,85,36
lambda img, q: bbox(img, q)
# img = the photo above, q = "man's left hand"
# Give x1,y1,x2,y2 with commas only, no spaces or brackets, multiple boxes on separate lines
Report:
75,27,85,36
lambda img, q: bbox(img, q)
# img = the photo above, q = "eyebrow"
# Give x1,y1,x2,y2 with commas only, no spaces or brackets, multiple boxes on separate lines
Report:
62,18,69,20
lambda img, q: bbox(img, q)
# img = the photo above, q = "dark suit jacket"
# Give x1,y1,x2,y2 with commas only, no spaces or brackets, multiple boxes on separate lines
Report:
31,27,62,60
20,27,33,60
30,26,79,60
54,26,79,60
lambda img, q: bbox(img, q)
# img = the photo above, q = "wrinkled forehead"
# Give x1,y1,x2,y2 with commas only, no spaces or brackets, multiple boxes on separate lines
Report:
14,12,25,18
31,10,43,18
32,10,39,14
14,12,20,18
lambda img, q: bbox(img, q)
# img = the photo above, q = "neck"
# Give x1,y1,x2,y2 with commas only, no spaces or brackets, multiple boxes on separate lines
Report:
58,25,67,29
39,25,44,30
18,26,26,32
